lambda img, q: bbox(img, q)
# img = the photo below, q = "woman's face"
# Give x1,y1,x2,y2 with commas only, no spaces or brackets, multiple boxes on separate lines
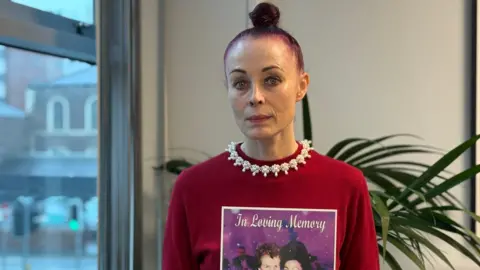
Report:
284,259,302,270
225,37,309,140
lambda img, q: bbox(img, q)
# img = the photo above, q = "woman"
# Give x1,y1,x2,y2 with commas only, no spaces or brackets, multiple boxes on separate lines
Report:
162,2,379,270
280,240,312,270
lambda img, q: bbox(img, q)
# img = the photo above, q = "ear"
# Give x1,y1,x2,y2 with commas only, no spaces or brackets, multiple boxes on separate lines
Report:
295,71,310,102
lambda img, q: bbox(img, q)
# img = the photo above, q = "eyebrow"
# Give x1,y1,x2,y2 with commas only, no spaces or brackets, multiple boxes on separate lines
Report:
229,65,283,74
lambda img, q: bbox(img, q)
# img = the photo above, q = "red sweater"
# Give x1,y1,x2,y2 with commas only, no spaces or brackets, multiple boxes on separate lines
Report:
162,142,380,270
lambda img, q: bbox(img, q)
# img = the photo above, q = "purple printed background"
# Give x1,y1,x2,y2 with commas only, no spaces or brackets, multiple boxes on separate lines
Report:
222,207,336,270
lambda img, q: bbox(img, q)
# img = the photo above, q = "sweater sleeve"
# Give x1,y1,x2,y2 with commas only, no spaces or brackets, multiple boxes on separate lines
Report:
340,172,380,270
162,171,198,270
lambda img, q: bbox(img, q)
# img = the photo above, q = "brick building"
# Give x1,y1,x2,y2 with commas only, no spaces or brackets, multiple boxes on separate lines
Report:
0,47,97,201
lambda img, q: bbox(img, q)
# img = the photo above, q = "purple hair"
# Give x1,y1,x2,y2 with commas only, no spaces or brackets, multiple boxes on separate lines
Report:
223,2,305,71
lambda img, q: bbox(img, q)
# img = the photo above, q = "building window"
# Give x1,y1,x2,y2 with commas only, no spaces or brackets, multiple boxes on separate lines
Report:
84,146,98,157
46,96,70,131
0,81,5,101
47,146,71,157
53,103,63,128
84,95,97,131
25,88,35,114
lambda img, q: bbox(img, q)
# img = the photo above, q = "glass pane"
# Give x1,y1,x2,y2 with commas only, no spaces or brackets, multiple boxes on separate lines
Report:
11,0,94,24
90,100,97,130
0,44,98,270
0,47,5,100
53,102,64,129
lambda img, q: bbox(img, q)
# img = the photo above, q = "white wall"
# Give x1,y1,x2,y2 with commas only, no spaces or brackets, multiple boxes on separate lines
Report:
163,0,475,269
139,0,164,267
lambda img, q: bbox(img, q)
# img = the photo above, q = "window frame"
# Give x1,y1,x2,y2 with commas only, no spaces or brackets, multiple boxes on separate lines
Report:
0,1,95,63
0,0,147,268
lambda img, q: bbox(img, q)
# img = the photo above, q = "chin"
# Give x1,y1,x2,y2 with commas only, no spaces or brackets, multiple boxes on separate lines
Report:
243,128,276,140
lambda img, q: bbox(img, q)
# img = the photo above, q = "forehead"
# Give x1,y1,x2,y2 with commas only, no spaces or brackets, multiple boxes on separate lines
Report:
225,37,295,73
261,255,280,263
286,260,301,266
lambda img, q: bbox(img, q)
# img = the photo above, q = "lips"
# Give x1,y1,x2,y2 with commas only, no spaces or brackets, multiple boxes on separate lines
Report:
247,115,272,122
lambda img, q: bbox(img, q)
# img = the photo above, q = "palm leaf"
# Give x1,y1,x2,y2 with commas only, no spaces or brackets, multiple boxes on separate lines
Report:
392,134,480,209
392,216,480,266
378,244,402,270
386,235,426,269
371,193,390,258
325,137,367,158
391,225,454,269
352,148,441,168
157,159,195,175
324,133,480,269
410,165,480,206
328,134,424,161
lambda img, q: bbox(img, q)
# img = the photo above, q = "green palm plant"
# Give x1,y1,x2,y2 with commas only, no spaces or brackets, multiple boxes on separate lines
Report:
302,95,480,269
159,94,480,269
326,134,480,269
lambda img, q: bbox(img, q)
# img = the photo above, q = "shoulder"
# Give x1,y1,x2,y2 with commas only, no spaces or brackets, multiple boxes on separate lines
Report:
171,151,230,191
309,150,367,190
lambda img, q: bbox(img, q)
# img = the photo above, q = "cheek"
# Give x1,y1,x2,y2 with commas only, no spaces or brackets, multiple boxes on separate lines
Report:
271,90,297,114
228,91,246,114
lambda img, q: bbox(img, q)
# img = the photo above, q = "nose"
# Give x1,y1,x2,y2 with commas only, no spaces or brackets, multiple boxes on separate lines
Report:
248,84,265,106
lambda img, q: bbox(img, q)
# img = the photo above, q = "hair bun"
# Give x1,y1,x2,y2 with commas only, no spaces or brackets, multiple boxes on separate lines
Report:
249,2,280,28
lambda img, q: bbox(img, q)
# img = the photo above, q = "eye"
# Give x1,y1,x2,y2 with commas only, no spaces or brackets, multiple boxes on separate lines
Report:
233,80,249,90
265,76,281,86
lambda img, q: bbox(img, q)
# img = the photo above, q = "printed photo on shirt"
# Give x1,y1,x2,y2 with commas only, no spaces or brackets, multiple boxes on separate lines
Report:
220,206,337,270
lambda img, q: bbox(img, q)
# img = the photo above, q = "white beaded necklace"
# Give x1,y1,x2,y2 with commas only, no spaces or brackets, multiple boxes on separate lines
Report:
226,140,313,177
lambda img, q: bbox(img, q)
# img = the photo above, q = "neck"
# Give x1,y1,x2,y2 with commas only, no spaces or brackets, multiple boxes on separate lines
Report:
241,125,298,161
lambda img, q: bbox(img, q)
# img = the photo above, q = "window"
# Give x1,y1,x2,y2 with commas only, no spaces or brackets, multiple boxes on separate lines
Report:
53,102,64,129
24,88,35,114
0,46,5,100
46,96,70,131
0,45,98,270
0,81,5,100
0,83,5,100
0,0,98,268
84,146,98,157
0,1,95,64
84,95,97,131
91,100,97,129
11,0,94,24
47,146,71,157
